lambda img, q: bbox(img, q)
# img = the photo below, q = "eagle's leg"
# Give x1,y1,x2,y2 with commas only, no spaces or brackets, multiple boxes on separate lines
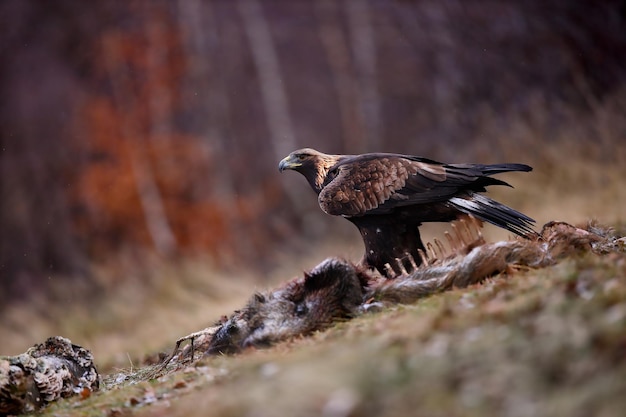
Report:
349,215,425,278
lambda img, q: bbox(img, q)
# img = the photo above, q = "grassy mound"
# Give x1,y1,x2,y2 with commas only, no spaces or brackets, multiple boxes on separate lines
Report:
39,250,626,417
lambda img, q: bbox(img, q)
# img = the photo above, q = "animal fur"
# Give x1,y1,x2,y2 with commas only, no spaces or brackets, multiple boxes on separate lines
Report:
163,221,624,362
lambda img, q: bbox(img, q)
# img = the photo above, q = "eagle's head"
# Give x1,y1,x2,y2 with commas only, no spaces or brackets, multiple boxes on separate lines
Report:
278,148,344,193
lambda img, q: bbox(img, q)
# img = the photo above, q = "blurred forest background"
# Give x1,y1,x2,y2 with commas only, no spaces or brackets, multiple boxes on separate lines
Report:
1,0,625,358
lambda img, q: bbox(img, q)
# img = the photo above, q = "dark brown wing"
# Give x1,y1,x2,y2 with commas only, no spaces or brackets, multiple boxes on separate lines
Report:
318,154,449,216
317,154,528,217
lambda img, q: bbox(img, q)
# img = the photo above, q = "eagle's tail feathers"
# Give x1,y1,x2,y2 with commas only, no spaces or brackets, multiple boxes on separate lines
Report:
449,194,536,238
479,163,533,175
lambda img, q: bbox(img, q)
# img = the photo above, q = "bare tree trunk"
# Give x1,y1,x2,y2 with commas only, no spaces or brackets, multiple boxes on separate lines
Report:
237,0,297,159
102,35,178,256
178,0,240,200
238,0,307,212
315,0,366,153
346,0,381,150
177,0,257,260
128,140,178,256
146,13,173,139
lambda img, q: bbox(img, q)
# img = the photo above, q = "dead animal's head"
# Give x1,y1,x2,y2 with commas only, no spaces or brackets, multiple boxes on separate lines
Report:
207,258,367,355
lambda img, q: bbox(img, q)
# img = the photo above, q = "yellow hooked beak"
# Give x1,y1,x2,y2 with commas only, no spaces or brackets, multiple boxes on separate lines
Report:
278,154,301,172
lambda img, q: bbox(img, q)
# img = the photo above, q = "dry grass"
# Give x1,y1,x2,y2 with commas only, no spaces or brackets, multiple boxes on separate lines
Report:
2,94,626,415
37,251,626,417
0,240,361,370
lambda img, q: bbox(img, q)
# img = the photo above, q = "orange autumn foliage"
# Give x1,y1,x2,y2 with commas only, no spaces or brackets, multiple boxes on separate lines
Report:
69,16,238,260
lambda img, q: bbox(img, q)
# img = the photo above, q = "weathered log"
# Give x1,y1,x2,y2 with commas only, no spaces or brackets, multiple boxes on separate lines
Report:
0,336,99,416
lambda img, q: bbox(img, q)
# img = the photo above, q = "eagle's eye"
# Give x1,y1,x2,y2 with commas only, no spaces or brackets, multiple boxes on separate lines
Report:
297,154,306,161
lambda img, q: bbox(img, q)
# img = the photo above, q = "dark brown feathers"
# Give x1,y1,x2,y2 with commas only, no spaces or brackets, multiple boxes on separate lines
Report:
279,148,535,276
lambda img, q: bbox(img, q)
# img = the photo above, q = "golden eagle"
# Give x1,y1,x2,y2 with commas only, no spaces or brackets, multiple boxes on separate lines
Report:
279,148,535,276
